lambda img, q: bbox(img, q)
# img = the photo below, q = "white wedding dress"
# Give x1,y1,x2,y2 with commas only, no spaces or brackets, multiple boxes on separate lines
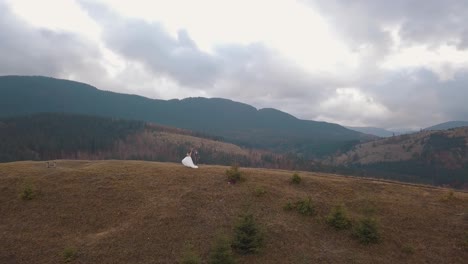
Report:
182,156,198,168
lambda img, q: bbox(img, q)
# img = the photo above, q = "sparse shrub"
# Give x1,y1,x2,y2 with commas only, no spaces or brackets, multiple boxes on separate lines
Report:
232,214,264,255
402,244,415,254
448,190,454,198
209,235,236,264
291,173,302,184
326,204,352,230
295,197,316,216
226,165,243,184
353,217,380,244
20,184,34,200
254,187,266,197
440,190,455,202
63,247,77,262
180,243,201,264
283,198,316,216
283,201,294,211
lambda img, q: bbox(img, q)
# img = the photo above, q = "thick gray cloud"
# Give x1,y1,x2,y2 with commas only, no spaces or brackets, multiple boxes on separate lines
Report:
302,0,468,128
213,43,340,100
106,23,219,88
437,72,468,120
78,1,339,106
308,0,468,50
1,0,467,130
81,1,220,88
0,1,107,82
366,68,468,128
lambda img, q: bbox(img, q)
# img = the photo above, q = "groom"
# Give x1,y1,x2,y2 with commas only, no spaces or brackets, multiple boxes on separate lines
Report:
192,149,200,164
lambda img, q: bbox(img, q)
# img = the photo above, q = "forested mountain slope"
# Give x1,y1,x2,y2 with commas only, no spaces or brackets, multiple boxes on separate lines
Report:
0,75,373,157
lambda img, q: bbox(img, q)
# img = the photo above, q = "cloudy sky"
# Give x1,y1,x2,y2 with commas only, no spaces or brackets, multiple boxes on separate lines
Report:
1,0,468,130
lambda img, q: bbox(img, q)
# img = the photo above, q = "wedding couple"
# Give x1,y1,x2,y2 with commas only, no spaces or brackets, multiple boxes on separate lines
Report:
181,148,199,168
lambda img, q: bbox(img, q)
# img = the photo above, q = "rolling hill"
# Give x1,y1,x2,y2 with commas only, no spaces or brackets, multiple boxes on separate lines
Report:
0,75,373,157
1,160,467,263
346,126,396,138
0,113,308,170
425,121,468,131
326,127,468,189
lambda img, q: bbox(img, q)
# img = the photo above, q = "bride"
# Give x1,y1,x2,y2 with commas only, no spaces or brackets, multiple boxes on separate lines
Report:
182,149,198,168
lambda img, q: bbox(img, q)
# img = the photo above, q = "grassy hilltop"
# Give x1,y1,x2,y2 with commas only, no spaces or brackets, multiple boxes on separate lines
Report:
1,160,467,263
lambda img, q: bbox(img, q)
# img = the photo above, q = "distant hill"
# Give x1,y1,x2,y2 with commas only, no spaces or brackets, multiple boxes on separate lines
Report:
0,75,373,157
346,126,395,137
325,128,468,189
425,121,468,131
2,160,467,263
0,113,308,170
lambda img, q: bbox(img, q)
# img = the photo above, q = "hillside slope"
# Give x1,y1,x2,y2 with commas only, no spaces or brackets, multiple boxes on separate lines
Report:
0,75,373,156
327,127,468,188
346,126,395,137
1,160,467,263
0,113,303,170
425,121,468,131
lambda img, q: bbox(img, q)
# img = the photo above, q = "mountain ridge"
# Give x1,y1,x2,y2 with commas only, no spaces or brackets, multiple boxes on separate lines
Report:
346,126,396,138
425,121,468,131
0,75,373,157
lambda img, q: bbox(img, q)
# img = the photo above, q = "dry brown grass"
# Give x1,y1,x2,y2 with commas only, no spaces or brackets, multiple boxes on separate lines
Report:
1,160,467,263
156,132,249,156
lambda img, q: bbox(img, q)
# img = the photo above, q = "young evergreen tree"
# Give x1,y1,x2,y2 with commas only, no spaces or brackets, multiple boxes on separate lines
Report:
232,214,264,254
326,204,352,230
353,217,380,244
